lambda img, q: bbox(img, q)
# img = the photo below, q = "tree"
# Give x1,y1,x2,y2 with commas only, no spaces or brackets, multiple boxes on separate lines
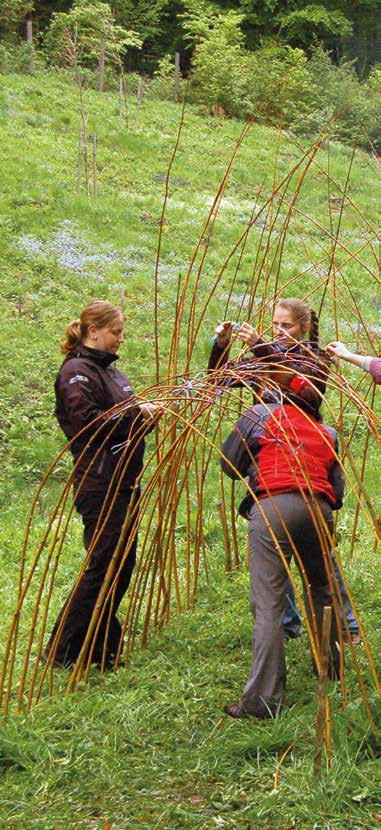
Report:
188,10,252,115
44,0,141,68
278,4,352,46
110,0,168,45
0,0,34,36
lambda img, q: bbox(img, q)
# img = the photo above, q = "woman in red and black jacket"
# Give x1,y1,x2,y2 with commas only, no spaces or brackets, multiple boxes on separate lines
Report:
208,297,331,397
44,300,161,670
220,376,344,719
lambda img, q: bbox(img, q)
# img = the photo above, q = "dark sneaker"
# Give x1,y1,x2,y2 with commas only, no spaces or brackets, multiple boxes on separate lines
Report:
343,631,362,646
284,628,302,641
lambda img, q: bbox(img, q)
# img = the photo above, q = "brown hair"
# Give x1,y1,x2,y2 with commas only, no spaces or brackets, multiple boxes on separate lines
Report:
60,300,123,354
276,297,319,344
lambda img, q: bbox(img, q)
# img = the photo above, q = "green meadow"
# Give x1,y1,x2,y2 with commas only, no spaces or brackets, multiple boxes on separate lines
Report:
0,71,380,828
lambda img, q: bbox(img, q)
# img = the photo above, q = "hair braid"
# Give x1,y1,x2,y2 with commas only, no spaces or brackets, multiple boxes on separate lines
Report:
309,309,319,344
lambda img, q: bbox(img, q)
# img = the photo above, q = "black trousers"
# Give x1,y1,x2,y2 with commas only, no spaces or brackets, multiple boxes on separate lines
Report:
45,488,138,666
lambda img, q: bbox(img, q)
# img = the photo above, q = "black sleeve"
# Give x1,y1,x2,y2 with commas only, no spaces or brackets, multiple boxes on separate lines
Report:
207,337,232,372
220,407,267,479
328,437,345,510
250,338,278,359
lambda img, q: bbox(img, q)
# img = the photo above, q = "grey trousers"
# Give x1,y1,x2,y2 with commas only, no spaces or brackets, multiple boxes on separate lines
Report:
241,493,340,718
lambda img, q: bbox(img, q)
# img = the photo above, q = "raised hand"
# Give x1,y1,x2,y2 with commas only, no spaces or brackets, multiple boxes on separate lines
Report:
236,322,260,348
215,321,233,347
326,341,352,361
139,402,164,421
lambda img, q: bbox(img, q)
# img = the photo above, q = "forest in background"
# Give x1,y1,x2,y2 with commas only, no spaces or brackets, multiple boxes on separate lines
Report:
0,0,381,821
1,1,380,150
1,0,381,74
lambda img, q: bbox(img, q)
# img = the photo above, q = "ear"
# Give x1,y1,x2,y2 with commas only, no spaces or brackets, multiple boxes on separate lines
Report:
87,323,98,341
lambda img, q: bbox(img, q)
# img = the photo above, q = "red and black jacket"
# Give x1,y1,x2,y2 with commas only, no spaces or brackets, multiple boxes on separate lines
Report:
55,344,147,493
221,401,344,512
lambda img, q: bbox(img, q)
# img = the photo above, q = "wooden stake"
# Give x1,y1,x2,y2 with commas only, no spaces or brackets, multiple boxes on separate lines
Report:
119,74,124,117
230,480,240,569
135,77,143,130
76,129,82,193
313,606,332,778
217,500,232,574
92,133,97,198
99,37,105,92
26,18,33,72
174,52,180,102
26,18,33,42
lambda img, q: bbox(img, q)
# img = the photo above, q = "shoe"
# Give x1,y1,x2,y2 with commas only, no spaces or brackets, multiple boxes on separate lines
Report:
343,631,362,646
223,702,274,720
40,650,73,670
284,629,302,641
224,702,249,719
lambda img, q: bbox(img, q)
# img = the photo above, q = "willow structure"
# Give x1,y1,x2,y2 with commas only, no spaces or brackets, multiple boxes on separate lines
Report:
1,116,380,775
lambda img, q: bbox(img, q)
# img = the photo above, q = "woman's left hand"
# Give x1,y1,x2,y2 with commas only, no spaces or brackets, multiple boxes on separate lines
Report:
236,322,260,348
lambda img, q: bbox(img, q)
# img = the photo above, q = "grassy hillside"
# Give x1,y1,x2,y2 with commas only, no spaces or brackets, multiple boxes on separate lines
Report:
0,70,380,829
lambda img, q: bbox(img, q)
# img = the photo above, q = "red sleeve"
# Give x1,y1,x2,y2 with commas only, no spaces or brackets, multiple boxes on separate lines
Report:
370,358,381,384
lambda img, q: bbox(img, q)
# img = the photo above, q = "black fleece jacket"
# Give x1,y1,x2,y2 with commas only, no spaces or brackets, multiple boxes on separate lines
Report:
55,344,147,493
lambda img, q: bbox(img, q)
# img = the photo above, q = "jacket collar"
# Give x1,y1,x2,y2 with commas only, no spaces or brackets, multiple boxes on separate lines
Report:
69,343,119,368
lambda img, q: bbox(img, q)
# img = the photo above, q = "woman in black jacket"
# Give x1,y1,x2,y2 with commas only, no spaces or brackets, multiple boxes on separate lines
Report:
44,300,161,670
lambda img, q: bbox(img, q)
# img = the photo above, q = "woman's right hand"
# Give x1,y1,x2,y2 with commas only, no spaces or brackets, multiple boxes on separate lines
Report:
215,321,233,347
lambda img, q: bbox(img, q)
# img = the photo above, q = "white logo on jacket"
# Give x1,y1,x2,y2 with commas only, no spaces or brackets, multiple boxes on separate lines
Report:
69,374,89,384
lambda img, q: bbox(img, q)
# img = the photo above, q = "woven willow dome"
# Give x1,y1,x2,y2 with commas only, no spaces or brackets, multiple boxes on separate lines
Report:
1,121,380,775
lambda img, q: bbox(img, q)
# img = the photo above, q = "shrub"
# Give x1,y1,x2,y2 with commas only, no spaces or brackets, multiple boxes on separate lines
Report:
44,0,141,71
245,44,312,124
147,53,185,101
190,11,254,117
0,41,42,74
0,44,10,73
363,65,381,149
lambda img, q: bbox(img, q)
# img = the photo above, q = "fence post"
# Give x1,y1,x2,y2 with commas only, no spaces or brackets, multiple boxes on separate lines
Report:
174,52,180,102
135,77,143,130
76,129,82,194
99,37,105,92
26,18,33,43
26,17,34,72
92,134,97,198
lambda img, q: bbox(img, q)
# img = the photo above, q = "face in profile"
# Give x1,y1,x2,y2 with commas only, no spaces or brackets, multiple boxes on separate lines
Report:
93,312,125,354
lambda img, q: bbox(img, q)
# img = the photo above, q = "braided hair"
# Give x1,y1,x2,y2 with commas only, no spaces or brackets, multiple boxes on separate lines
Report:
309,308,319,344
276,297,319,343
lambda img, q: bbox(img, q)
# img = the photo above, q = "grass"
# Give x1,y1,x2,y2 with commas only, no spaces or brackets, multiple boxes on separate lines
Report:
0,565,380,829
0,69,380,828
0,563,381,830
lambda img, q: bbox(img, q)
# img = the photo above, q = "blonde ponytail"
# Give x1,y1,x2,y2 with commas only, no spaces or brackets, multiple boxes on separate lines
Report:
60,319,82,354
